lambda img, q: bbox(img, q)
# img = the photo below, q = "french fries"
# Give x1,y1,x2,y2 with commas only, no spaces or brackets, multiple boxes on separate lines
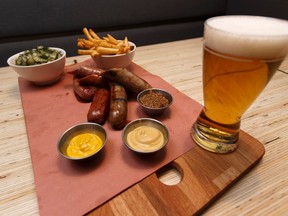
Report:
77,28,132,56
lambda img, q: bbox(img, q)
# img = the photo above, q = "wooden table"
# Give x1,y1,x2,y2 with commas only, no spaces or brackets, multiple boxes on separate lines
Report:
1,38,287,215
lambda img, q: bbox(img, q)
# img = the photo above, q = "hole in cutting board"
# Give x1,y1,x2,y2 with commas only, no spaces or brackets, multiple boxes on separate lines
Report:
156,162,183,185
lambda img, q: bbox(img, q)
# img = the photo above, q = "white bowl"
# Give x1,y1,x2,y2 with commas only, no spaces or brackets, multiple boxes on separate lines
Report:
7,47,66,85
91,41,136,69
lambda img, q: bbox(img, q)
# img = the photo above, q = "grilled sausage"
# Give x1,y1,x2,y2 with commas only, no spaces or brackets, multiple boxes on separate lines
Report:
79,74,108,87
74,66,104,78
73,78,97,102
109,82,128,129
87,88,110,125
101,68,152,94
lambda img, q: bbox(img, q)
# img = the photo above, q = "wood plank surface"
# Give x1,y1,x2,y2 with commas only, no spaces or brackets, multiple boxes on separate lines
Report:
1,38,288,215
88,131,265,215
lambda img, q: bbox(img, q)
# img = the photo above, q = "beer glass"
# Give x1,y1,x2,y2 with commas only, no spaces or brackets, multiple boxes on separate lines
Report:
191,16,288,153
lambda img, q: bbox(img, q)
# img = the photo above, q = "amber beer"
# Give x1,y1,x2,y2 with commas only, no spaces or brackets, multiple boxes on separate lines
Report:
191,16,288,153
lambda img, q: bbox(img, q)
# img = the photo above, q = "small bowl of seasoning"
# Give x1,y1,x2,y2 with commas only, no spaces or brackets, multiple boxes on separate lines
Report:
122,118,169,154
57,123,107,161
137,88,173,116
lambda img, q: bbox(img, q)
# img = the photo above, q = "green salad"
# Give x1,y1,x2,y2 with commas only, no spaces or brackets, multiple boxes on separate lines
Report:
15,46,63,66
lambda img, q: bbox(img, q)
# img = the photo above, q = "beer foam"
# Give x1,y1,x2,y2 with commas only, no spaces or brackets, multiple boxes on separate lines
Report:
205,16,288,59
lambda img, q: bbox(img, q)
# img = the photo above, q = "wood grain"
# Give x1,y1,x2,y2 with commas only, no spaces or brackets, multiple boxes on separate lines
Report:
1,38,288,215
87,131,265,215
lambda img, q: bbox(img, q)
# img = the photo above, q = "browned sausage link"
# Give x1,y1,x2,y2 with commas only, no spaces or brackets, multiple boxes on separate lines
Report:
101,68,152,94
87,87,110,125
73,78,97,102
74,66,104,79
79,74,108,87
109,82,128,130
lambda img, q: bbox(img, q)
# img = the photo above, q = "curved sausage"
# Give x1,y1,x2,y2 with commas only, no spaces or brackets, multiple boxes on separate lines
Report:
79,74,108,87
87,88,110,125
73,78,97,102
109,82,128,130
101,68,152,94
74,66,104,78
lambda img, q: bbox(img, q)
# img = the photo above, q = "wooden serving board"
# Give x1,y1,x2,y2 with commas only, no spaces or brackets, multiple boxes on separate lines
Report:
88,130,265,215
18,59,265,216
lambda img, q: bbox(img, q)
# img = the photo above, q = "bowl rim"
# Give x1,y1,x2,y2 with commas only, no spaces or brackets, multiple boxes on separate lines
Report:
137,88,173,110
91,41,136,58
57,122,107,160
122,118,170,153
7,47,66,68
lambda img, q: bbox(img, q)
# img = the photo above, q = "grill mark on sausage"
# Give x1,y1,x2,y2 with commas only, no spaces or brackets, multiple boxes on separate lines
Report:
109,82,128,129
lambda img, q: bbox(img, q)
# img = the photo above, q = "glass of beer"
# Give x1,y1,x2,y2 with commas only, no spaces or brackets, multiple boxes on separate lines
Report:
191,16,288,153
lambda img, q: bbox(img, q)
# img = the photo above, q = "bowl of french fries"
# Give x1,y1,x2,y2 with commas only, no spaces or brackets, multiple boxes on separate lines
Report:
77,28,136,69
